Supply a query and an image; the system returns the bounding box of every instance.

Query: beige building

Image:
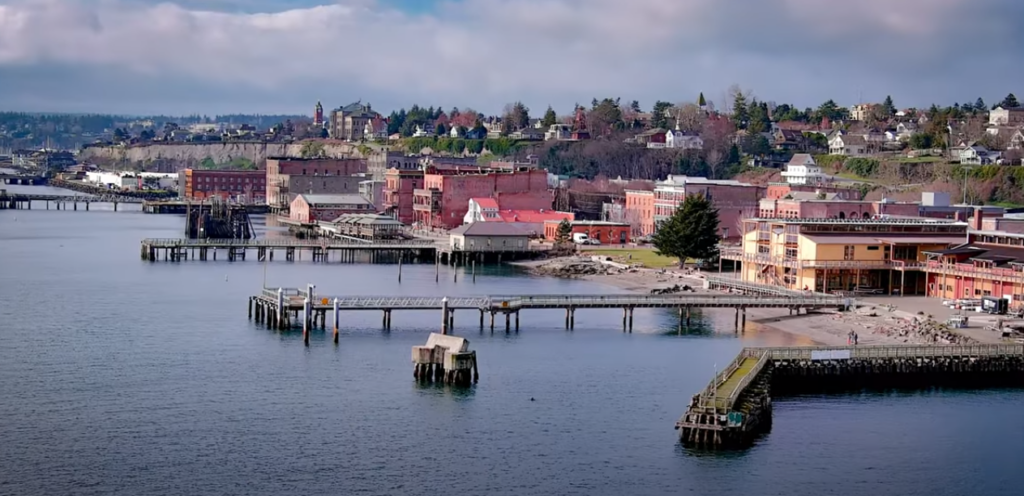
[722,218,967,295]
[329,101,377,141]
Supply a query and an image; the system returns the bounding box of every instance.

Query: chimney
[954,210,965,222]
[971,207,984,231]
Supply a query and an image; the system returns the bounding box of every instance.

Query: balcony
[921,261,1024,283]
[412,188,441,213]
[719,246,925,271]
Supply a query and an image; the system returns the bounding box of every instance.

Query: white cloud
[0,0,1020,114]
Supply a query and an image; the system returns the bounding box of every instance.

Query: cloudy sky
[0,0,1021,116]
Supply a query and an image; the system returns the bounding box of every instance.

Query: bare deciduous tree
[672,103,705,133]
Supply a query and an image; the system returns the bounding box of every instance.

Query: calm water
[1,201,1023,496]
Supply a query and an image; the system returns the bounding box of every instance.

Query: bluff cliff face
[80,142,361,168]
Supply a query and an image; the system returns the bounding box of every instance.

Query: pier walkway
[677,343,1024,448]
[141,238,440,262]
[248,286,851,337]
[1,192,142,210]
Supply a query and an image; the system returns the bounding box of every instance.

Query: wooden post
[277,288,285,329]
[398,256,402,283]
[490,311,495,331]
[479,310,484,330]
[435,253,440,282]
[628,307,634,333]
[569,308,575,330]
[333,298,340,343]
[505,313,510,333]
[441,297,449,334]
[472,259,476,283]
[303,297,310,346]
[248,297,253,319]
[622,308,628,331]
[448,310,454,331]
[515,311,519,331]
[734,308,740,329]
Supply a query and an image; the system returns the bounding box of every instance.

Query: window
[843,245,855,260]
[867,246,879,251]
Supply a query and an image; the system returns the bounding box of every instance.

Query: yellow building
[721,218,968,295]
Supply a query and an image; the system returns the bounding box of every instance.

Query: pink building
[413,165,551,229]
[382,169,424,224]
[289,194,374,223]
[758,194,921,219]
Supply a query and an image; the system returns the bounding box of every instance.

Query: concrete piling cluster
[412,333,479,386]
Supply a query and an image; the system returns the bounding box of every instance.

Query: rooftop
[747,217,963,226]
[297,194,373,205]
[658,175,755,188]
[450,223,530,237]
[470,197,500,210]
[497,210,573,223]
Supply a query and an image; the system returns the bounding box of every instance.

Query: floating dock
[676,344,1024,449]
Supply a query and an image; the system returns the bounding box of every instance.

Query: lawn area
[584,248,680,268]
[898,156,945,164]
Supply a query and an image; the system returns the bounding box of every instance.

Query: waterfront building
[922,210,1024,307]
[367,151,421,181]
[289,194,375,223]
[413,165,550,230]
[382,169,425,224]
[359,180,385,210]
[722,217,968,295]
[181,169,266,202]
[449,223,531,252]
[322,213,405,240]
[265,157,367,209]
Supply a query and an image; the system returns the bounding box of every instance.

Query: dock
[1,192,142,210]
[676,343,1024,448]
[141,238,440,262]
[247,286,851,343]
[142,200,269,215]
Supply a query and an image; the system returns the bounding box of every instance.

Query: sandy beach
[512,256,1007,346]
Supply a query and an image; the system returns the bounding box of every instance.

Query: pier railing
[142,238,438,248]
[746,343,1024,359]
[726,351,770,408]
[484,294,848,309]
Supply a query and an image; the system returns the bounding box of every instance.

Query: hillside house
[960,144,1001,165]
[829,134,869,156]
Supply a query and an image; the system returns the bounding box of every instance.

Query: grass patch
[898,156,943,164]
[585,248,680,268]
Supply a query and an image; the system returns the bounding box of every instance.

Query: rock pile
[530,258,615,278]
[872,317,977,345]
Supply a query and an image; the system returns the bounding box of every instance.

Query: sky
[0,0,1022,116]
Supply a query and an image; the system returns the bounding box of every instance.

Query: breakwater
[676,344,1024,449]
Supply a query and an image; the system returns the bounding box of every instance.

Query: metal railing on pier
[142,238,438,249]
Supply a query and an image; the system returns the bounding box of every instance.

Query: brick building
[368,151,422,181]
[544,220,631,244]
[652,176,763,241]
[412,165,551,229]
[266,157,368,209]
[382,169,425,224]
[764,182,861,200]
[181,169,266,201]
[758,195,920,219]
[289,194,375,223]
[624,189,655,236]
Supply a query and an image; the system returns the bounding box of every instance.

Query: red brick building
[765,182,861,200]
[652,176,763,241]
[182,169,266,201]
[382,169,424,224]
[412,165,551,229]
[544,220,631,244]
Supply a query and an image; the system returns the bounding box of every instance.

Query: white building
[960,144,1001,165]
[665,129,703,150]
[463,197,501,224]
[545,124,571,141]
[780,154,827,185]
[85,171,178,191]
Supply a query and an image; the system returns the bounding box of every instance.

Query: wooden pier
[142,200,269,215]
[676,343,1024,449]
[141,238,440,262]
[0,192,141,211]
[247,287,851,344]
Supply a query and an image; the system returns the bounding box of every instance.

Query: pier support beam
[628,307,634,333]
[303,297,310,346]
[479,310,485,330]
[333,298,340,343]
[515,311,519,331]
[490,311,495,331]
[569,308,575,330]
[277,288,285,329]
[505,312,510,333]
[248,297,253,320]
[448,310,454,331]
[622,308,628,332]
[441,297,450,335]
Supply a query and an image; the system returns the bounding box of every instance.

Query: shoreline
[510,256,989,346]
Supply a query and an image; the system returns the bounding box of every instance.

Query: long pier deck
[248,286,851,339]
[141,238,440,262]
[677,343,1024,448]
[1,192,142,210]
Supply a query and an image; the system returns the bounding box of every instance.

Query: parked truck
[572,233,590,244]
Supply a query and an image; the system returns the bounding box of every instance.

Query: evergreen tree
[998,93,1019,109]
[974,98,986,112]
[435,123,447,136]
[731,91,749,129]
[508,101,530,130]
[698,92,707,107]
[555,219,573,244]
[629,100,641,113]
[882,95,896,116]
[652,194,720,266]
[542,106,557,127]
[651,101,673,129]
[747,100,770,134]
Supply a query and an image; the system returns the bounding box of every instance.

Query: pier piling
[441,297,450,335]
[302,297,310,346]
[333,298,340,343]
